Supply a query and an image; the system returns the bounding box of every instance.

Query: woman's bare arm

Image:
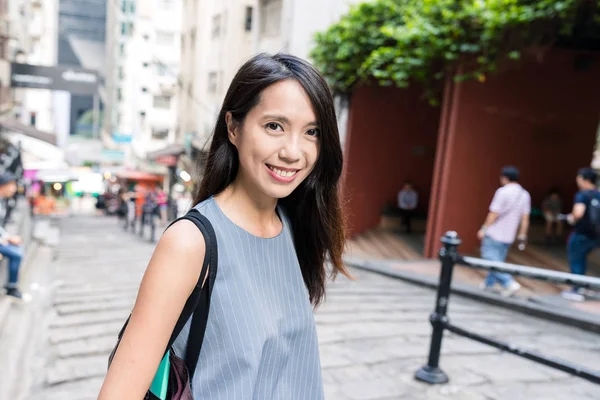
[98,220,206,399]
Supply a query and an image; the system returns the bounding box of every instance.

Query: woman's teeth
[268,166,297,177]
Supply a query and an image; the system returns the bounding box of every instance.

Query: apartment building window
[245,6,253,32]
[152,129,169,140]
[121,0,127,13]
[141,87,148,93]
[121,22,127,35]
[30,112,37,127]
[260,0,282,37]
[212,14,221,38]
[157,63,170,76]
[120,43,125,55]
[118,66,124,80]
[160,0,175,10]
[117,88,122,101]
[130,0,135,13]
[156,31,175,46]
[128,22,134,35]
[208,72,218,94]
[153,95,171,109]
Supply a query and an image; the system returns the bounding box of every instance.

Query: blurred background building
[103,0,135,154]
[1,0,599,237]
[175,0,361,179]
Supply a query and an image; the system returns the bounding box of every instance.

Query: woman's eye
[307,128,320,137]
[266,122,283,131]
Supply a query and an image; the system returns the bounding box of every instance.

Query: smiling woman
[100,53,349,400]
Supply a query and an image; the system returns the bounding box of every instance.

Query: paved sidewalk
[320,269,600,400]
[18,215,600,399]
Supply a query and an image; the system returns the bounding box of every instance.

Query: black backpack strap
[109,209,218,375]
[165,209,218,378]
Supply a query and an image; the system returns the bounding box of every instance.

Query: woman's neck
[214,178,281,238]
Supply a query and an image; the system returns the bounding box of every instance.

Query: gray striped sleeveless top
[172,197,324,399]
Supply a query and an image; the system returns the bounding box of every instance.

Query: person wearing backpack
[99,53,349,399]
[563,167,600,302]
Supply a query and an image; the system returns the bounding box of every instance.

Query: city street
[19,215,600,399]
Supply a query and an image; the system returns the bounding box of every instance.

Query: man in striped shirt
[477,166,531,297]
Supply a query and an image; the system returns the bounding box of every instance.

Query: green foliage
[311,0,593,103]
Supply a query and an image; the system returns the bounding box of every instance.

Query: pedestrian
[0,173,25,300]
[542,188,563,244]
[33,185,56,216]
[95,193,106,216]
[562,167,600,302]
[478,166,531,297]
[397,181,418,233]
[156,187,168,225]
[99,53,349,399]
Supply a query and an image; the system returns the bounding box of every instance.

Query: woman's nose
[279,137,302,162]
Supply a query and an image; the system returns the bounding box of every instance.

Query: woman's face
[228,79,320,200]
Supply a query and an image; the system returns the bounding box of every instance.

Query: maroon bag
[109,209,218,399]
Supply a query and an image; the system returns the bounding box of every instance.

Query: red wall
[343,85,441,236]
[426,49,600,256]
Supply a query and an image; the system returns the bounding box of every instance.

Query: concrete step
[0,244,56,400]
[0,295,11,332]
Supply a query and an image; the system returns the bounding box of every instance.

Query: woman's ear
[225,112,238,146]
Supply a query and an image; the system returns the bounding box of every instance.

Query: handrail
[415,231,600,386]
[460,255,600,289]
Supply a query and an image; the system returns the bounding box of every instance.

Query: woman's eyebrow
[262,114,318,128]
[262,114,290,125]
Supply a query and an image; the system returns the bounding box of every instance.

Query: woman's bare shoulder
[157,219,207,261]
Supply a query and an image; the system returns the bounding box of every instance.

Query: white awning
[3,132,67,170]
[35,169,79,182]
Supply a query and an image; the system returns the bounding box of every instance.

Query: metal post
[415,231,462,384]
[92,93,100,139]
[150,207,156,243]
[139,211,146,237]
[167,165,177,220]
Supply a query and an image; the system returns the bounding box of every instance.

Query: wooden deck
[347,228,424,261]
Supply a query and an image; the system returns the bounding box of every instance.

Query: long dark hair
[193,53,349,306]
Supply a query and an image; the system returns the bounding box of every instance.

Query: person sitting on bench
[397,181,418,233]
[0,173,24,300]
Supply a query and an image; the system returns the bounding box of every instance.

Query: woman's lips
[266,164,299,183]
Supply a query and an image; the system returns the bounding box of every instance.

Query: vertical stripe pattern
[172,197,325,399]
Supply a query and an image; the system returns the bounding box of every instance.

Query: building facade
[0,0,13,114]
[176,0,362,163]
[3,0,59,136]
[103,0,136,152]
[120,0,181,171]
[57,0,106,138]
[177,0,256,154]
[254,0,363,60]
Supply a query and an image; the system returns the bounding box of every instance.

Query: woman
[99,53,349,399]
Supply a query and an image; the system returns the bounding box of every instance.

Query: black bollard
[139,211,145,237]
[415,231,461,384]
